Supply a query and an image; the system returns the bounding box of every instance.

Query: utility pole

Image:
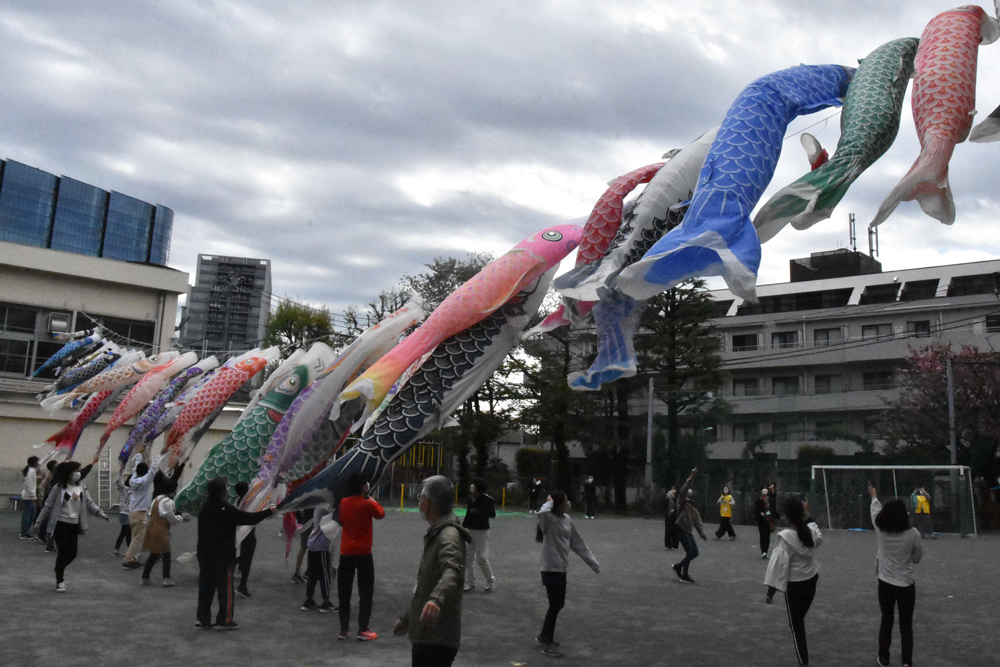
[645,376,654,489]
[946,357,962,534]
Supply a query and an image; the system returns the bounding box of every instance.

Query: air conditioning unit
[48,312,72,335]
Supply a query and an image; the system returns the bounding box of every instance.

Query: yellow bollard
[502,487,506,510]
[400,484,404,511]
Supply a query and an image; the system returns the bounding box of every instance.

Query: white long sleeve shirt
[871,498,923,587]
[22,467,37,501]
[537,500,600,574]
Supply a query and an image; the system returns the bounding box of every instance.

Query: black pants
[143,552,171,580]
[306,550,331,602]
[585,498,596,517]
[338,554,375,632]
[238,531,256,588]
[53,521,79,583]
[758,522,771,554]
[878,579,916,666]
[784,574,818,666]
[412,644,459,667]
[115,522,132,550]
[530,494,539,512]
[539,571,567,643]
[665,517,679,549]
[715,516,736,538]
[197,563,235,626]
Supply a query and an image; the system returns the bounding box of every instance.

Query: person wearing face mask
[462,477,496,593]
[715,485,737,540]
[30,461,109,592]
[534,490,600,656]
[670,468,708,584]
[394,475,472,667]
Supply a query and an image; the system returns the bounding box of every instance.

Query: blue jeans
[675,528,699,575]
[20,499,37,537]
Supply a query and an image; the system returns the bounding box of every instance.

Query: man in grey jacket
[394,475,472,667]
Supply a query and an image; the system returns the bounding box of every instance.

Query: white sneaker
[761,552,768,559]
[162,578,175,587]
[56,582,66,593]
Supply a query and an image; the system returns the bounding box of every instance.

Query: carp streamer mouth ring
[541,230,563,241]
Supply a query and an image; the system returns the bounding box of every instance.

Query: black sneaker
[301,599,318,611]
[214,623,239,631]
[536,636,561,648]
[195,621,211,629]
[318,600,337,613]
[876,657,889,666]
[680,574,695,584]
[291,573,305,584]
[236,586,251,598]
[671,563,683,580]
[542,645,564,658]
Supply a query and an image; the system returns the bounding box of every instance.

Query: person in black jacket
[196,477,275,630]
[462,477,496,592]
[528,478,541,514]
[754,488,773,559]
[234,482,257,598]
[583,476,597,519]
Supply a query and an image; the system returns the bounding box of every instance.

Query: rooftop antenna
[849,213,857,252]
[868,223,879,258]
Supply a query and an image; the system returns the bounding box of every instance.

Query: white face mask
[71,471,81,483]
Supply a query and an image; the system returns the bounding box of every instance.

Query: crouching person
[394,475,472,667]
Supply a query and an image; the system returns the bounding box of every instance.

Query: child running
[870,483,923,667]
[764,495,822,666]
[535,491,600,657]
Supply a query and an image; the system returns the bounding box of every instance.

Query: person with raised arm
[670,468,708,583]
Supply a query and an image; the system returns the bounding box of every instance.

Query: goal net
[811,465,977,535]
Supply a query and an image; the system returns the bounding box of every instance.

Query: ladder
[97,446,112,510]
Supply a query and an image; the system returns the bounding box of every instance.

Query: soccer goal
[811,465,977,535]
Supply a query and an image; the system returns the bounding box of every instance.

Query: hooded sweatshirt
[537,500,601,573]
[764,522,822,592]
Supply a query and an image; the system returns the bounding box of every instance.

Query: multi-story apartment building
[0,159,173,265]
[705,250,1000,462]
[180,254,272,354]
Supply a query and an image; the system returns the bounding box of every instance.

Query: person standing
[767,482,780,525]
[670,468,708,584]
[912,488,934,539]
[112,473,133,556]
[30,461,110,592]
[36,460,58,550]
[754,488,773,559]
[291,507,314,583]
[393,475,471,667]
[338,473,386,641]
[529,478,541,514]
[234,482,258,598]
[535,490,600,656]
[123,454,159,569]
[764,496,822,666]
[714,485,736,540]
[196,477,275,630]
[19,456,39,539]
[664,485,679,550]
[141,477,185,587]
[582,476,597,519]
[462,477,496,593]
[301,502,337,614]
[870,484,923,667]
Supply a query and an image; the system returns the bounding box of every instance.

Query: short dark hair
[347,472,368,496]
[206,477,227,502]
[160,478,178,496]
[135,462,149,477]
[472,477,488,494]
[234,481,249,499]
[875,499,911,534]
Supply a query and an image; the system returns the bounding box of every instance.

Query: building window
[864,415,884,438]
[813,327,843,346]
[773,423,802,442]
[732,333,758,352]
[772,376,801,395]
[863,371,894,390]
[0,304,38,334]
[711,300,734,318]
[92,315,156,347]
[0,338,31,375]
[899,279,939,302]
[772,331,800,349]
[733,423,759,441]
[946,273,997,297]
[814,374,842,394]
[861,323,893,340]
[733,378,759,397]
[906,320,932,338]
[986,314,1000,333]
[859,283,900,305]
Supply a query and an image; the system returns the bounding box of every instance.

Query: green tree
[263,300,339,355]
[636,279,727,486]
[403,253,493,311]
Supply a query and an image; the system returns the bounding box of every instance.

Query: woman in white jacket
[535,491,600,657]
[764,495,822,666]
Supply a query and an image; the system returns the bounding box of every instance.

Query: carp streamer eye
[541,231,563,242]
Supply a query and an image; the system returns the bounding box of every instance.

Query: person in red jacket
[337,472,385,641]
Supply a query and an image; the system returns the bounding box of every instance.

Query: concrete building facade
[180,254,272,354]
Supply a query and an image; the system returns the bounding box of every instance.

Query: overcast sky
[2,1,999,328]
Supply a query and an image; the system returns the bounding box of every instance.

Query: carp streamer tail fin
[872,137,955,227]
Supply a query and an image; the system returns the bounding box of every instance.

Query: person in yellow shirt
[714,485,736,540]
[911,487,934,539]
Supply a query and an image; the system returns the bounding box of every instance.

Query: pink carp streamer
[872,5,999,227]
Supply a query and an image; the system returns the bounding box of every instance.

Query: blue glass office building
[0,159,173,265]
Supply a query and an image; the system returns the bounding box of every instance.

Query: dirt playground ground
[1,507,996,667]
